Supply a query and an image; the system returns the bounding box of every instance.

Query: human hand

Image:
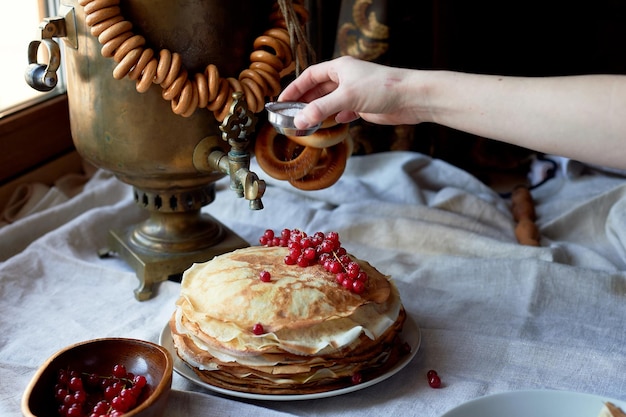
[278,56,422,128]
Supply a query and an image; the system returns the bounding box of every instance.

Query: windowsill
[0,94,74,185]
[0,93,79,214]
[0,150,85,214]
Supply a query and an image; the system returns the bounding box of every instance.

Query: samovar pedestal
[103,220,247,301]
[100,182,248,300]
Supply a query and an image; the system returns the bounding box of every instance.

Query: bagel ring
[288,139,350,190]
[254,123,322,181]
[90,15,124,37]
[286,122,349,149]
[321,114,340,128]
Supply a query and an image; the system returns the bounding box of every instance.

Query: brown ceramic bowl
[21,338,173,417]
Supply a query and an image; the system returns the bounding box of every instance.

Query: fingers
[287,80,339,104]
[289,96,332,129]
[279,60,336,101]
[279,56,365,128]
[335,110,360,124]
[281,78,342,129]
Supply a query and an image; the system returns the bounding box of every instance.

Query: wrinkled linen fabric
[1,151,625,417]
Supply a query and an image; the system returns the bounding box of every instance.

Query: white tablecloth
[2,151,625,416]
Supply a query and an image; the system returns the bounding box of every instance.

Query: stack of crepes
[169,245,407,394]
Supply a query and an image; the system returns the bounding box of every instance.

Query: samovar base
[101,215,248,300]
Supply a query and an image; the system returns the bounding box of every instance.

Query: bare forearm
[419,71,626,169]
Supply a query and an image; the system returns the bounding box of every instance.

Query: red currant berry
[57,369,70,386]
[120,388,138,407]
[320,240,334,253]
[347,268,360,280]
[290,232,302,244]
[252,323,264,335]
[351,372,363,384]
[66,404,83,417]
[300,237,313,248]
[111,395,130,412]
[284,255,297,265]
[73,389,87,404]
[318,253,331,263]
[288,246,301,258]
[104,385,117,401]
[426,369,438,379]
[259,270,271,282]
[328,260,342,274]
[133,374,147,389]
[55,387,69,402]
[92,400,110,415]
[303,247,316,260]
[68,376,83,392]
[339,254,351,265]
[341,277,353,289]
[296,256,309,267]
[352,280,366,294]
[112,380,125,391]
[63,394,74,406]
[112,364,127,378]
[428,374,442,388]
[326,231,339,243]
[346,261,359,271]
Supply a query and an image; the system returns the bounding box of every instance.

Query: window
[0,0,66,118]
[0,1,73,187]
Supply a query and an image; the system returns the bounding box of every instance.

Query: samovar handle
[24,6,77,92]
[25,39,61,92]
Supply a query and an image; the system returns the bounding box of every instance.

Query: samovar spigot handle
[218,92,266,210]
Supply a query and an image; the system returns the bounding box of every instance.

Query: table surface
[2,151,625,417]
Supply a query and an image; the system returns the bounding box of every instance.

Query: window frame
[0,94,73,185]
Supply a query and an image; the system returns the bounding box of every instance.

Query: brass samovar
[25,0,286,300]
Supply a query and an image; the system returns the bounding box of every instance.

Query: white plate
[159,315,420,401]
[441,389,626,417]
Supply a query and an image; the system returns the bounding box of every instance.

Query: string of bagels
[79,0,351,190]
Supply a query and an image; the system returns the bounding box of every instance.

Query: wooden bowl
[21,338,173,417]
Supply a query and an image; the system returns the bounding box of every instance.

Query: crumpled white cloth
[1,151,625,417]
[0,161,97,227]
[166,390,298,417]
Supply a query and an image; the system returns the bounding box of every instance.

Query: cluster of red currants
[259,228,369,294]
[54,364,148,417]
